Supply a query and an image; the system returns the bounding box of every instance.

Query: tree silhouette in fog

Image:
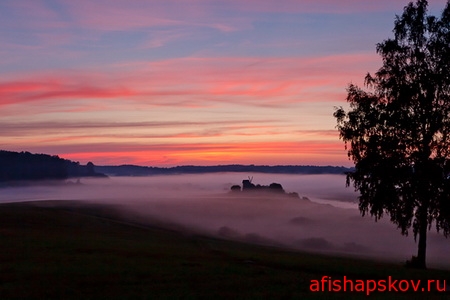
[334,0,450,269]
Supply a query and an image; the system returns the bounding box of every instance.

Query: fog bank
[1,173,449,269]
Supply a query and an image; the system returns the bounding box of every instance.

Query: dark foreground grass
[0,201,448,299]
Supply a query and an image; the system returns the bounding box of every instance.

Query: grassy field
[0,200,448,299]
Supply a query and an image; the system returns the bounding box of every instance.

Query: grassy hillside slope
[0,201,448,299]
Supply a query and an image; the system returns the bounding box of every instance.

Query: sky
[1,0,448,167]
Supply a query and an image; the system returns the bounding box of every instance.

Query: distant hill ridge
[0,150,352,182]
[95,164,353,176]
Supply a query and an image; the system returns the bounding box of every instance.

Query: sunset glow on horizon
[1,0,447,167]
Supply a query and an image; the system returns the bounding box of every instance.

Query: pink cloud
[0,80,135,106]
[128,53,380,106]
[0,53,372,168]
[1,0,417,168]
[0,53,379,110]
[0,119,286,140]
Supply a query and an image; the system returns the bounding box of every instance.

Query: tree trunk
[416,211,428,269]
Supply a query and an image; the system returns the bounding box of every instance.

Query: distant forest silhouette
[0,149,352,183]
[95,164,352,176]
[0,150,105,182]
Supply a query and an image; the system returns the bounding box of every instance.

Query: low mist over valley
[2,173,449,269]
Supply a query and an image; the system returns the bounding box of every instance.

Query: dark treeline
[0,149,351,182]
[95,164,352,176]
[0,150,106,182]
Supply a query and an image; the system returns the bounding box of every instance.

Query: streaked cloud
[9,139,346,166]
[2,0,442,166]
[0,53,378,107]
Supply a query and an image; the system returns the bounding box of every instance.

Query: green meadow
[0,200,448,299]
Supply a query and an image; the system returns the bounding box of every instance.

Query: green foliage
[334,0,450,268]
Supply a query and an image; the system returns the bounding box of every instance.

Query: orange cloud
[4,139,347,167]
